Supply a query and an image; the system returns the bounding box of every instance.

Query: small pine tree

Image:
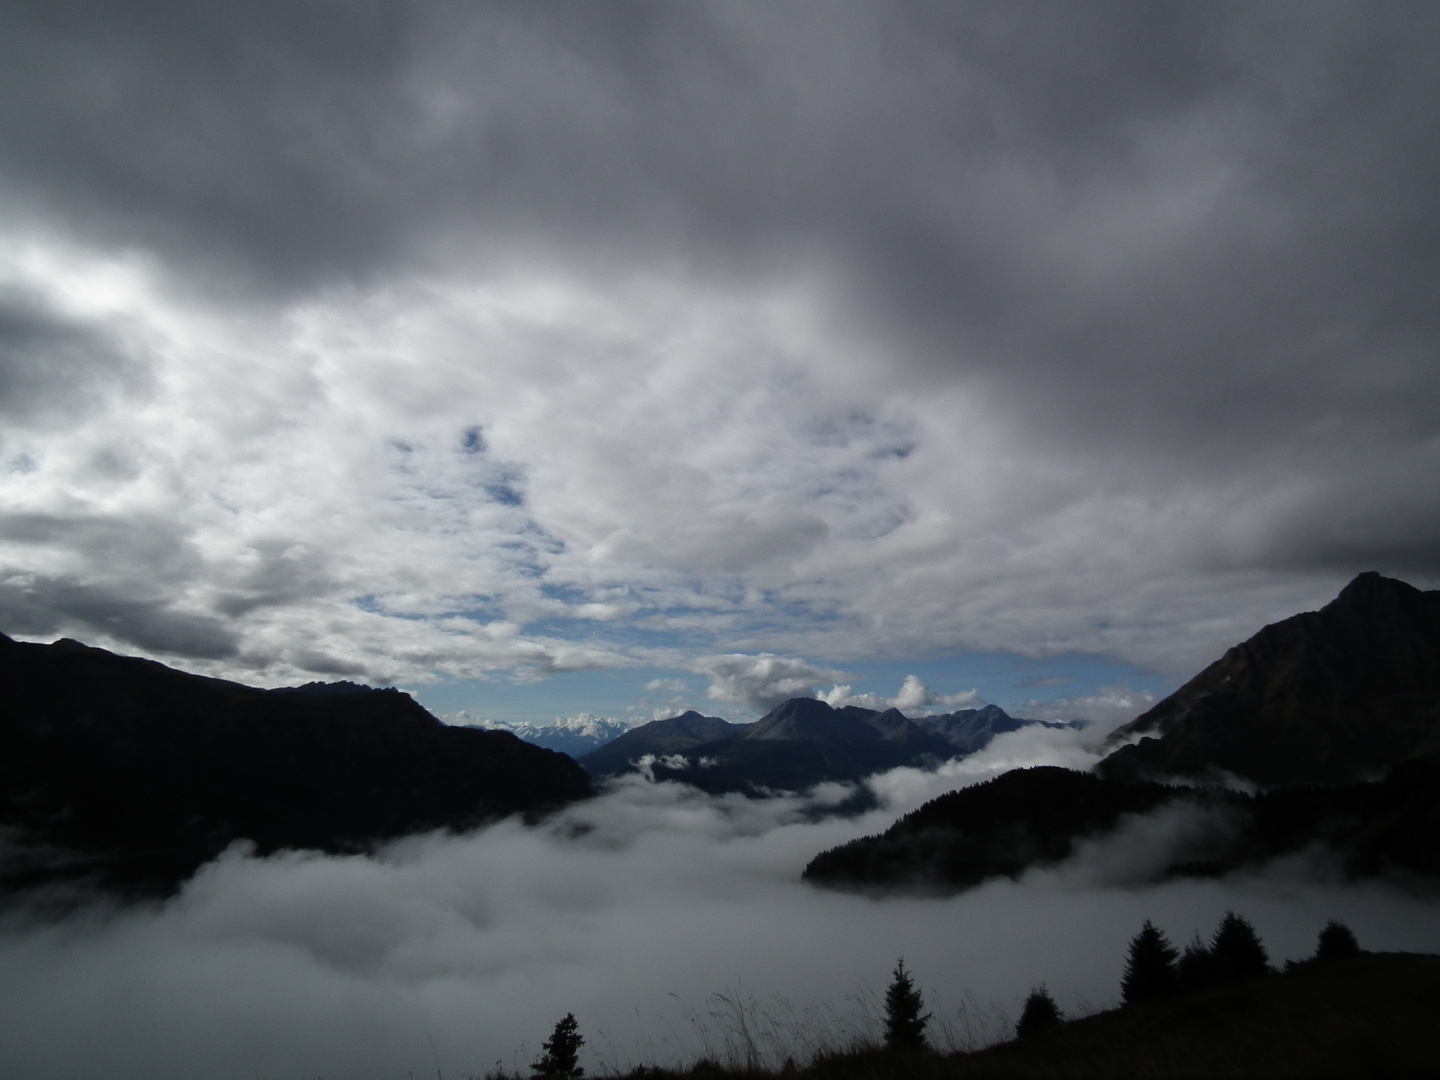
[1015,985,1063,1040]
[531,1013,584,1080]
[1176,932,1216,994]
[1121,920,1179,1004]
[883,958,930,1052]
[1210,911,1269,982]
[1315,919,1361,961]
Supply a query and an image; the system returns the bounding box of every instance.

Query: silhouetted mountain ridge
[0,633,592,898]
[1098,571,1440,786]
[270,680,394,696]
[803,762,1440,891]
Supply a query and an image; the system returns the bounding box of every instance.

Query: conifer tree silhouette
[1210,911,1269,982]
[883,958,930,1052]
[1315,920,1361,961]
[531,1013,584,1079]
[1121,920,1179,1004]
[1015,985,1063,1040]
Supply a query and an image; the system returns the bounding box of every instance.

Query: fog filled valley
[3,720,1438,1080]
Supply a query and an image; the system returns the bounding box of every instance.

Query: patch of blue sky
[451,601,509,624]
[413,667,709,728]
[537,582,600,604]
[460,425,486,454]
[349,594,441,620]
[483,479,525,506]
[495,545,550,573]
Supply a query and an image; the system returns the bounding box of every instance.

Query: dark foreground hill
[0,634,592,898]
[802,764,1440,891]
[596,952,1440,1079]
[583,698,1071,793]
[1098,571,1440,786]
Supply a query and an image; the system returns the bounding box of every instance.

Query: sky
[5,722,1440,1080]
[2,2,1439,726]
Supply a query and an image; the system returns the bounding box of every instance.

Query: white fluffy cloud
[819,674,980,714]
[1019,686,1162,729]
[696,653,843,713]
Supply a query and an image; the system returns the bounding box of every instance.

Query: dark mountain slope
[577,710,743,775]
[0,634,592,897]
[805,573,1440,893]
[1098,572,1440,786]
[805,767,1178,889]
[803,761,1440,892]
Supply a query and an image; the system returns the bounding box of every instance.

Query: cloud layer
[3,732,1437,1080]
[0,3,1438,697]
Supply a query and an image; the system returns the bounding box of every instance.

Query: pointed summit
[1098,572,1440,785]
[741,698,882,747]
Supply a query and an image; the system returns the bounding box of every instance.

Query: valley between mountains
[3,571,1439,1080]
[2,571,1439,900]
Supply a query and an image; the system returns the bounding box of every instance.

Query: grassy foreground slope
[606,953,1440,1079]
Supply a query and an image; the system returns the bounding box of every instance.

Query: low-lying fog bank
[2,725,1436,1080]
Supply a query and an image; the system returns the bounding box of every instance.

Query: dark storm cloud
[838,6,1440,448]
[0,1,417,290]
[0,510,200,581]
[0,288,141,422]
[0,573,238,658]
[4,3,1434,454]
[0,0,766,289]
[1,0,1437,673]
[0,511,239,658]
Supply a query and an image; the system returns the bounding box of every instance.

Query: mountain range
[577,699,1077,793]
[8,570,1434,902]
[0,627,1066,899]
[805,572,1440,892]
[0,634,591,898]
[475,714,636,758]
